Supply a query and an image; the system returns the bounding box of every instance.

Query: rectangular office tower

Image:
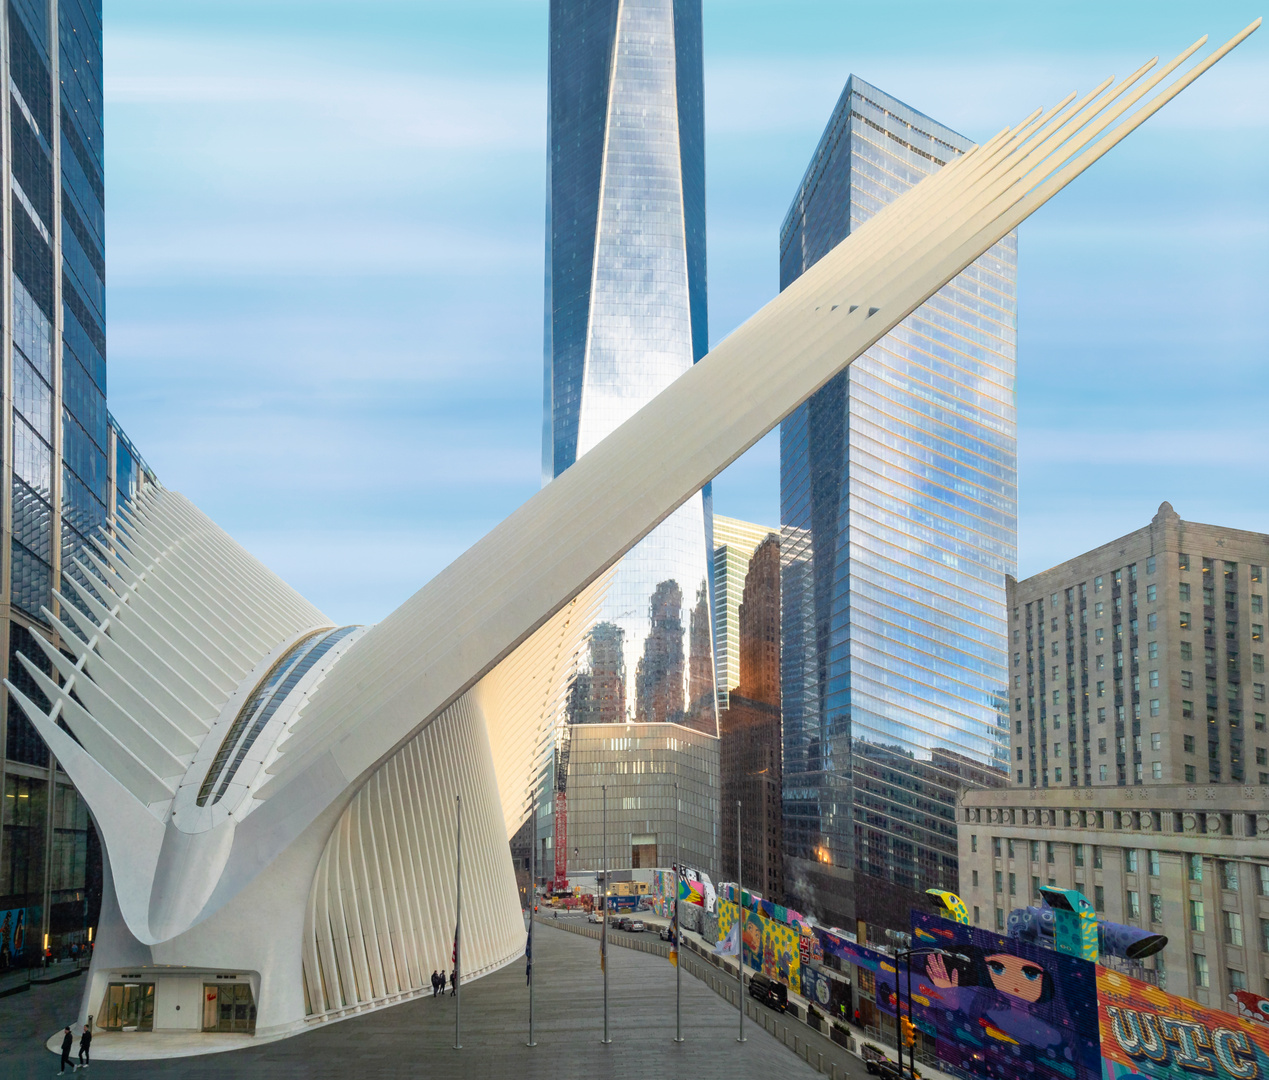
[779,77,1014,930]
[543,0,718,877]
[0,0,155,967]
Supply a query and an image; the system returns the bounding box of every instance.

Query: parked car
[861,1044,887,1074]
[588,911,603,923]
[860,1046,919,1080]
[747,972,788,1012]
[615,917,633,931]
[658,925,676,942]
[628,920,645,932]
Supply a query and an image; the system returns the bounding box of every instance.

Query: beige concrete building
[1007,502,1269,790]
[565,722,720,875]
[957,783,1269,1011]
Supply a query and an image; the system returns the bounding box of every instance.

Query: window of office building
[1224,910,1244,946]
[1223,862,1240,891]
[1193,954,1209,988]
[1191,900,1206,932]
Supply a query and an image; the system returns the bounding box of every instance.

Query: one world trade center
[542,0,719,873]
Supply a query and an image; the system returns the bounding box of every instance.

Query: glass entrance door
[203,983,256,1033]
[103,983,155,1031]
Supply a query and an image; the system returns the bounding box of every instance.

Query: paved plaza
[1,923,840,1080]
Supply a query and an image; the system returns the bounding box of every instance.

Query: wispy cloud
[106,32,544,150]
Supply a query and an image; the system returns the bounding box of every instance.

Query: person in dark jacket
[78,1021,92,1066]
[430,970,439,996]
[57,1026,78,1073]
[449,969,457,996]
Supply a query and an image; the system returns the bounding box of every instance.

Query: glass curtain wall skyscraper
[544,0,714,734]
[779,77,1013,930]
[0,0,155,966]
[543,0,717,877]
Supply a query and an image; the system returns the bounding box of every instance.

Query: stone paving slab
[3,922,826,1080]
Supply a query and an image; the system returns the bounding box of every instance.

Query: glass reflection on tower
[544,0,714,738]
[780,77,1013,929]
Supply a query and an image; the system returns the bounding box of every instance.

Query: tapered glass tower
[544,0,714,735]
[780,77,1014,929]
[542,0,718,878]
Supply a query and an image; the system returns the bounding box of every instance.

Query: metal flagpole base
[674,1038,685,1044]
[526,1042,538,1047]
[600,1039,612,1045]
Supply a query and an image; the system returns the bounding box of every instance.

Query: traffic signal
[901,1017,916,1047]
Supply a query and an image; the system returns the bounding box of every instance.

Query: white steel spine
[268,24,1260,822]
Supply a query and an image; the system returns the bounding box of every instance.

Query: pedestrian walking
[78,1021,92,1067]
[57,1026,78,1073]
[449,968,457,996]
[431,970,439,996]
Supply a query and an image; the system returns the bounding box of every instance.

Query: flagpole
[455,792,463,1051]
[674,781,683,1043]
[527,782,536,1047]
[736,799,745,1044]
[601,783,610,1044]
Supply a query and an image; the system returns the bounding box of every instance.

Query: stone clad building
[961,505,1269,1016]
[957,783,1269,1011]
[1007,502,1268,790]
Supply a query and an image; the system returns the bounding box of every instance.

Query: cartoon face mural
[981,953,1050,1004]
[894,912,1102,1080]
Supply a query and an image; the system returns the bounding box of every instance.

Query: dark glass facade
[779,77,1014,931]
[544,0,715,734]
[0,0,153,967]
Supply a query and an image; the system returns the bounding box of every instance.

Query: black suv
[747,972,788,1012]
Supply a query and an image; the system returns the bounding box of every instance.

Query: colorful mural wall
[903,911,1103,1080]
[716,898,803,991]
[0,907,25,960]
[1099,968,1269,1080]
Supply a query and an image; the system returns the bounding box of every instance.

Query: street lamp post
[674,782,682,1043]
[527,782,536,1048]
[736,799,745,1044]
[891,947,968,1076]
[601,783,610,1045]
[454,793,462,1051]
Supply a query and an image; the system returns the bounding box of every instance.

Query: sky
[104,1,1268,626]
